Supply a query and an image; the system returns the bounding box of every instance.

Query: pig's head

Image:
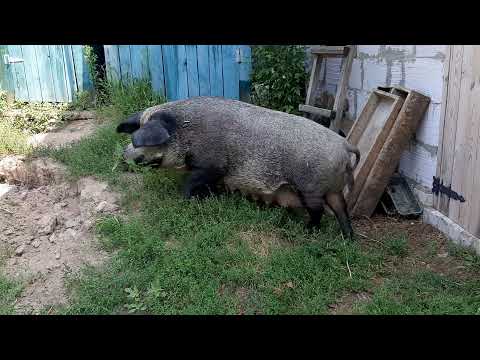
[116,110,183,168]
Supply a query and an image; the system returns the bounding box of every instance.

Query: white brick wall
[363,59,388,89]
[359,45,381,56]
[314,45,448,192]
[349,59,362,90]
[399,146,437,186]
[404,59,444,103]
[415,45,447,58]
[415,103,442,147]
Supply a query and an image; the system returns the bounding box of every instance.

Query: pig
[117,97,360,240]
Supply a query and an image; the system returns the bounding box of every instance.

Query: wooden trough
[345,86,431,217]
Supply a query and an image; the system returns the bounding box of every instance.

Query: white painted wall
[309,45,447,197]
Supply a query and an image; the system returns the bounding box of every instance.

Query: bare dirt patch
[0,169,120,314]
[353,215,472,278]
[0,117,121,314]
[27,118,98,150]
[327,214,480,314]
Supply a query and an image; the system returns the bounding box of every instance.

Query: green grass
[25,81,480,315]
[0,275,23,315]
[356,271,480,315]
[56,166,383,314]
[383,234,409,258]
[45,102,384,313]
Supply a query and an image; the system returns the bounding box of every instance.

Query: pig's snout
[122,143,143,163]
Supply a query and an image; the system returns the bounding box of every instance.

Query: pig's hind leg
[325,192,354,240]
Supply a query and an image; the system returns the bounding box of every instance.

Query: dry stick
[346,260,352,278]
[357,231,385,247]
[341,233,353,278]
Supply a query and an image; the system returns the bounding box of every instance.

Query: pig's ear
[131,120,171,148]
[117,112,143,134]
[150,111,177,135]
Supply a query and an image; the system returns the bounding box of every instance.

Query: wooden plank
[299,104,332,118]
[81,46,93,91]
[310,46,347,56]
[449,46,480,232]
[0,45,14,95]
[118,45,132,83]
[104,45,121,82]
[331,46,355,132]
[466,56,480,236]
[239,45,252,102]
[345,90,405,212]
[130,45,150,80]
[433,45,452,211]
[448,46,473,224]
[6,45,29,101]
[162,45,178,100]
[147,45,166,97]
[466,69,480,236]
[71,45,86,93]
[222,45,240,99]
[438,45,463,215]
[197,45,211,96]
[35,45,57,101]
[351,88,430,217]
[20,45,43,102]
[49,45,68,102]
[5,46,20,99]
[176,45,189,100]
[209,45,224,97]
[62,45,77,102]
[305,54,323,105]
[185,45,200,97]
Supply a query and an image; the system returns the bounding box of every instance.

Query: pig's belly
[222,176,303,208]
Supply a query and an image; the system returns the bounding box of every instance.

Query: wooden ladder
[299,45,357,132]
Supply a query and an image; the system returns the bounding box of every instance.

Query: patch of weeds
[383,233,409,258]
[67,91,96,111]
[0,90,8,110]
[0,243,14,267]
[0,119,32,156]
[357,270,480,315]
[124,286,148,313]
[96,78,166,117]
[424,239,440,259]
[0,274,23,315]
[446,242,480,269]
[0,100,69,134]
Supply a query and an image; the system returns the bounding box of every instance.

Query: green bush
[251,46,307,114]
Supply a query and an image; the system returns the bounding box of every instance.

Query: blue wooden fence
[104,45,252,101]
[0,45,92,103]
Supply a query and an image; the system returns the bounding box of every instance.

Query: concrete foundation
[423,207,480,255]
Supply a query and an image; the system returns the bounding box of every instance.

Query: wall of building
[307,45,448,206]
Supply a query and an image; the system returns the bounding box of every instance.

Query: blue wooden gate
[104,45,252,101]
[0,45,92,103]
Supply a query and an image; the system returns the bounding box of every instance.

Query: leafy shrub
[250,46,307,114]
